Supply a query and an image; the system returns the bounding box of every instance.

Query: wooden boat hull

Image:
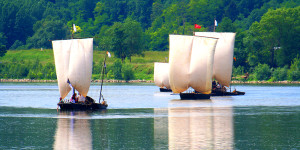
[180,93,210,100]
[58,103,108,111]
[159,88,172,92]
[210,90,245,96]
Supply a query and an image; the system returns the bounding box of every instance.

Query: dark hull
[210,90,245,96]
[180,93,210,100]
[58,102,108,111]
[159,88,172,92]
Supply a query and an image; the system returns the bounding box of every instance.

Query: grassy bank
[0,49,169,81]
[1,49,299,82]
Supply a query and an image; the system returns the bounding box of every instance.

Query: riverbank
[0,79,153,83]
[1,79,300,84]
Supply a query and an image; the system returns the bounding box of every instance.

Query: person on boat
[216,82,221,89]
[59,97,64,103]
[70,93,77,103]
[78,93,85,103]
[212,81,217,90]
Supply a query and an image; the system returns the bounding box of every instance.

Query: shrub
[112,59,122,79]
[122,63,134,81]
[233,65,245,76]
[287,57,300,81]
[253,63,271,80]
[272,66,288,81]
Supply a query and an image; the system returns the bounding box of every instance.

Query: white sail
[195,32,236,87]
[169,35,193,93]
[189,36,217,94]
[154,63,170,89]
[68,38,93,97]
[169,35,217,94]
[52,40,72,99]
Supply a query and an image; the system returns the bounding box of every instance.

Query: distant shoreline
[1,79,300,84]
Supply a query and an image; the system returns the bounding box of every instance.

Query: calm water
[0,83,299,149]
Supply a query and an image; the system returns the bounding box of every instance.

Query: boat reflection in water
[167,100,234,149]
[53,111,92,150]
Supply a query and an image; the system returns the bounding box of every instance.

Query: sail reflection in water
[54,111,92,150]
[168,101,233,149]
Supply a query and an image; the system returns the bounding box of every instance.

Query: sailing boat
[52,38,108,110]
[169,35,218,100]
[154,62,172,92]
[194,32,245,96]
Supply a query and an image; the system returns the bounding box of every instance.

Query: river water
[0,83,299,149]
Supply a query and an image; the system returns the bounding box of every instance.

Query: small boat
[169,35,218,100]
[52,38,108,110]
[154,62,172,92]
[195,32,245,96]
[159,88,172,92]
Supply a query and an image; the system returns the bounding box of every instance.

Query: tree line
[0,0,299,81]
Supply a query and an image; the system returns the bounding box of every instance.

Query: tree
[26,18,69,49]
[103,18,145,62]
[0,32,7,47]
[216,17,236,32]
[244,7,300,68]
[123,18,145,62]
[0,45,6,57]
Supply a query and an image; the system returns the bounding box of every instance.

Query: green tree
[254,63,271,80]
[122,63,134,81]
[272,66,288,81]
[216,17,236,32]
[0,45,6,57]
[104,18,145,62]
[245,7,300,68]
[287,56,300,81]
[112,59,123,79]
[26,17,69,48]
[123,18,145,62]
[0,32,7,47]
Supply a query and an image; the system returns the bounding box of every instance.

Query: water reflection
[53,111,92,150]
[168,100,233,149]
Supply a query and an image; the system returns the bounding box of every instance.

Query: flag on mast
[106,51,111,58]
[73,24,77,32]
[214,20,218,26]
[194,24,201,29]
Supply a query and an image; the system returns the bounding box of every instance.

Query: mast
[99,52,108,103]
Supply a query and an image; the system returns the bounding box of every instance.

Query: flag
[214,20,218,27]
[194,24,201,29]
[106,51,111,58]
[73,24,77,32]
[234,57,236,61]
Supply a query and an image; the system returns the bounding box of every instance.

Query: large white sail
[52,40,72,99]
[154,62,170,89]
[189,36,217,94]
[52,38,93,98]
[195,32,236,87]
[169,35,193,93]
[68,38,93,97]
[169,35,217,94]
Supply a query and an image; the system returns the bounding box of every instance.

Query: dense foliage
[0,0,299,81]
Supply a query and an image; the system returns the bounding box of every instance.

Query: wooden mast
[99,52,107,103]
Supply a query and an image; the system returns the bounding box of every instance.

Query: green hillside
[0,0,299,81]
